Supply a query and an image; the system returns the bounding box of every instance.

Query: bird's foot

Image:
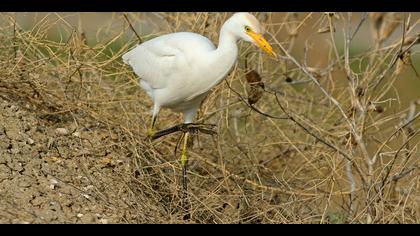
[151,123,217,140]
[179,123,217,136]
[147,127,156,139]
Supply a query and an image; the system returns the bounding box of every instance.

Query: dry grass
[0,12,419,223]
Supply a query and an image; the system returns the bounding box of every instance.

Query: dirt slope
[0,96,144,223]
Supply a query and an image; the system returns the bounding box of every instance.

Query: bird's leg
[180,131,189,193]
[147,115,157,138]
[174,131,190,218]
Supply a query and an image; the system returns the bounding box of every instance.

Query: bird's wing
[122,36,189,90]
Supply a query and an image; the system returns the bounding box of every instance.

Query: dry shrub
[0,12,418,223]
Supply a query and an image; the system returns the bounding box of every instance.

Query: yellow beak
[247,31,277,58]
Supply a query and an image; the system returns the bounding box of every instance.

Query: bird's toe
[147,128,156,138]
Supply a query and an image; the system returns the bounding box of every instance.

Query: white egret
[122,12,276,189]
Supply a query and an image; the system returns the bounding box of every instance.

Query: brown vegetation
[0,12,418,223]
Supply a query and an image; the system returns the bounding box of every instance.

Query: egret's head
[227,12,276,57]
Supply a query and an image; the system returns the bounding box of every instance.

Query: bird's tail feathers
[122,51,132,65]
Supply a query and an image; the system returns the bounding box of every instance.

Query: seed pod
[325,12,339,20]
[395,50,412,75]
[375,105,384,113]
[347,106,356,117]
[285,76,293,83]
[307,67,323,79]
[403,34,420,47]
[369,12,384,32]
[370,12,385,41]
[344,132,358,146]
[401,50,412,65]
[356,86,365,97]
[80,31,87,46]
[350,133,358,146]
[396,59,404,76]
[368,102,384,113]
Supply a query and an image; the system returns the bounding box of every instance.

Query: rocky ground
[0,96,146,223]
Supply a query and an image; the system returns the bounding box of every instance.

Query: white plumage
[122,12,275,132]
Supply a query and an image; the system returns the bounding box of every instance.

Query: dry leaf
[403,35,420,47]
[245,70,265,105]
[318,25,335,34]
[369,12,384,32]
[379,13,402,42]
[101,156,115,167]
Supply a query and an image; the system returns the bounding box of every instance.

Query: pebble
[36,126,46,133]
[77,213,84,218]
[49,179,59,189]
[83,185,94,191]
[27,137,35,145]
[9,148,21,155]
[23,123,31,132]
[47,137,55,148]
[18,180,31,188]
[55,128,69,136]
[10,105,19,112]
[99,219,109,224]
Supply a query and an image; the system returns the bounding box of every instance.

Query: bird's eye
[244,26,251,32]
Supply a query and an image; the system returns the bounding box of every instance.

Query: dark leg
[152,123,216,140]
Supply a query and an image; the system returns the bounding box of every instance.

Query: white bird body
[123,13,275,125]
[123,31,238,122]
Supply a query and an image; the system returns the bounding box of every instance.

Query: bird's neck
[208,26,239,81]
[188,25,239,101]
[217,26,239,56]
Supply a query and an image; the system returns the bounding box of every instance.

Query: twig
[12,13,17,60]
[190,149,357,197]
[350,12,368,42]
[391,166,417,181]
[274,93,366,185]
[270,32,371,166]
[269,32,357,135]
[372,111,420,164]
[371,14,408,90]
[123,13,142,43]
[224,80,288,120]
[379,130,418,190]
